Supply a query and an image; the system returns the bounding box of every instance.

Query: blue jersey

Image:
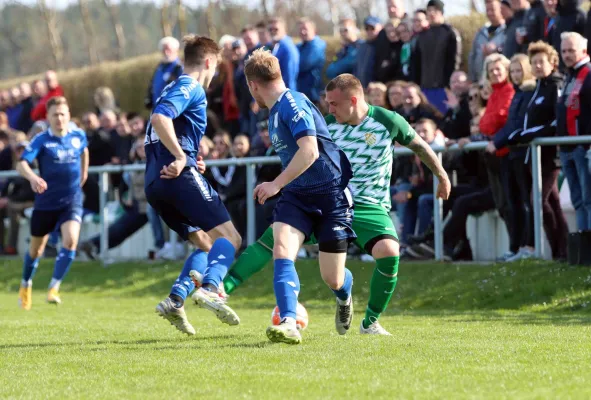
[269,90,352,194]
[21,128,87,211]
[145,74,207,185]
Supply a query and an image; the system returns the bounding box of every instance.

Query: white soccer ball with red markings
[271,302,309,330]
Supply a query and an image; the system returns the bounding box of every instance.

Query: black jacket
[1,176,35,203]
[524,1,548,46]
[551,0,586,70]
[516,73,564,169]
[503,9,527,58]
[586,9,591,54]
[439,94,471,140]
[413,23,462,89]
[374,39,403,84]
[556,57,591,151]
[400,104,443,126]
[494,80,536,159]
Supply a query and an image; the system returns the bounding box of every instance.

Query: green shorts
[257,204,397,253]
[352,204,398,253]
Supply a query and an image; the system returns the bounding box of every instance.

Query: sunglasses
[364,25,375,31]
[469,94,479,100]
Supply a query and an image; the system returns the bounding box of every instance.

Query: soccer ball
[271,302,309,330]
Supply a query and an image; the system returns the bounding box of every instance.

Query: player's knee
[227,229,242,250]
[61,237,77,250]
[273,241,291,260]
[322,275,344,290]
[29,246,44,259]
[371,239,399,259]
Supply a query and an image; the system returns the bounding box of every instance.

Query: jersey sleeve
[21,133,44,164]
[373,107,416,145]
[153,79,202,119]
[282,95,317,141]
[78,130,88,150]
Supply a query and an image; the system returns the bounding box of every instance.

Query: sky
[3,0,476,16]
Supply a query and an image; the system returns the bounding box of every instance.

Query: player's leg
[222,225,274,294]
[353,205,399,335]
[18,209,56,310]
[265,221,305,345]
[46,215,82,305]
[314,188,356,335]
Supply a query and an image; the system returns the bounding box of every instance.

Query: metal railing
[0,136,589,262]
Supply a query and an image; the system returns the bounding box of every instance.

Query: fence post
[99,171,110,266]
[433,152,444,261]
[531,144,544,259]
[246,163,256,245]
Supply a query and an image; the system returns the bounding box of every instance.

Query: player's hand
[160,155,186,179]
[196,155,206,174]
[253,181,280,204]
[436,173,451,200]
[30,176,48,194]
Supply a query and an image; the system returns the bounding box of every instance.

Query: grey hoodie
[469,23,507,82]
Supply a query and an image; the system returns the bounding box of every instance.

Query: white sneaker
[506,248,535,262]
[155,243,173,259]
[335,296,353,335]
[266,320,302,345]
[360,320,392,336]
[192,287,239,325]
[189,270,228,300]
[297,248,308,259]
[155,297,196,336]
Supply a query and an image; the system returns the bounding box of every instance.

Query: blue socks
[274,258,300,319]
[21,252,40,287]
[170,249,208,303]
[49,248,76,290]
[202,238,236,289]
[332,267,353,301]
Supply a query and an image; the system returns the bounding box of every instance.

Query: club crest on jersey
[71,137,81,149]
[365,132,377,146]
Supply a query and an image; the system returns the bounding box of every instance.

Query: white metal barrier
[0,136,589,263]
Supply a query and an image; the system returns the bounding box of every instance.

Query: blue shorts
[272,187,356,244]
[30,204,83,237]
[145,167,231,240]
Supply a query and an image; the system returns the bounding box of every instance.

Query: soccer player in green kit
[195,74,451,334]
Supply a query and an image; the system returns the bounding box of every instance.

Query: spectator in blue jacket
[235,25,263,138]
[326,18,362,80]
[268,17,300,90]
[297,18,326,103]
[356,16,383,88]
[144,36,183,110]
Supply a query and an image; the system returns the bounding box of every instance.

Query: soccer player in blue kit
[145,35,242,335]
[244,49,356,344]
[17,96,89,310]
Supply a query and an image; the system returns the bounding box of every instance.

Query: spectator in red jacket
[30,70,64,121]
[481,53,515,259]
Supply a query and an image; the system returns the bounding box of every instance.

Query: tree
[37,0,64,69]
[102,0,126,60]
[79,0,99,65]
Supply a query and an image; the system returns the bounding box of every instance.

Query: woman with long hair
[511,41,569,260]
[400,82,443,124]
[386,81,406,112]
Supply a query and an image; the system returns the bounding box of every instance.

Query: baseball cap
[364,16,381,27]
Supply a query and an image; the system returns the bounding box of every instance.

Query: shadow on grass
[1,257,591,314]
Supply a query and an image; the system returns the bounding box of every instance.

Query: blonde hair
[326,73,364,95]
[509,53,533,85]
[244,48,282,83]
[367,82,387,93]
[483,53,510,80]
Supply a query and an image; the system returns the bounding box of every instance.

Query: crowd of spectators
[1,0,590,262]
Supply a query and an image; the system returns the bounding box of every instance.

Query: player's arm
[405,135,451,200]
[17,137,47,194]
[275,136,319,188]
[150,113,186,172]
[80,147,89,187]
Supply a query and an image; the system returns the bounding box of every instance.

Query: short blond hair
[326,74,363,95]
[367,82,387,93]
[483,53,510,80]
[244,48,282,83]
[528,40,559,69]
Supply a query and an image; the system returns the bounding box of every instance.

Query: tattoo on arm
[406,135,447,179]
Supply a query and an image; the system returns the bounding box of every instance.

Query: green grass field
[1,257,591,399]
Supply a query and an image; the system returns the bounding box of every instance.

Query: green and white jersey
[326,105,416,211]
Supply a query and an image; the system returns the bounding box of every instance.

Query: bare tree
[206,0,217,40]
[326,0,340,36]
[102,0,126,60]
[79,0,99,65]
[177,0,187,38]
[161,0,172,37]
[37,0,64,69]
[260,0,269,22]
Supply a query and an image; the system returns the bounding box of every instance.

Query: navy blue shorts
[145,167,231,241]
[272,187,356,244]
[30,204,83,237]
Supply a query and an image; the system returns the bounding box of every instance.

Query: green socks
[363,256,399,329]
[222,227,274,294]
